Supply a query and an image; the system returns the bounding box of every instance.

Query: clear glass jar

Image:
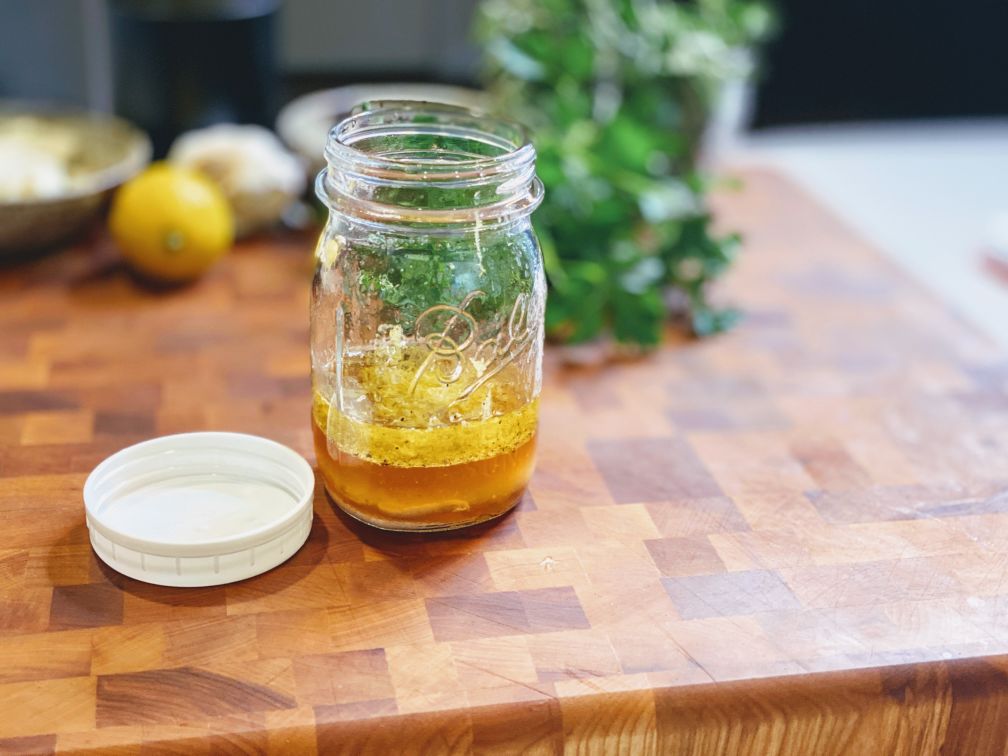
[311,102,545,532]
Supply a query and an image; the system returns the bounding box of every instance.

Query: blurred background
[2,0,1007,346]
[6,1,1008,124]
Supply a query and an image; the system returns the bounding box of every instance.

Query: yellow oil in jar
[312,339,538,530]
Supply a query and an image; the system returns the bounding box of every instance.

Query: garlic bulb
[168,124,305,237]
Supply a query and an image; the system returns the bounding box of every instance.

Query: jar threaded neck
[317,101,543,228]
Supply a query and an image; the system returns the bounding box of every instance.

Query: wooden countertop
[2,170,1008,754]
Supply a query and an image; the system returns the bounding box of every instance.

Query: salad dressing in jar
[311,103,545,531]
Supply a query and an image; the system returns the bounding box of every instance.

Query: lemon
[109,162,234,282]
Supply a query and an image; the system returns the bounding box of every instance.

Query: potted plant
[475,0,774,351]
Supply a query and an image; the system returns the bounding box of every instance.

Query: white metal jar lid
[84,432,315,587]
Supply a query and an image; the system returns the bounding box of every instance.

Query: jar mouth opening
[325,101,536,179]
[318,101,543,228]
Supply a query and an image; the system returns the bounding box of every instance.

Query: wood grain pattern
[1,170,1008,753]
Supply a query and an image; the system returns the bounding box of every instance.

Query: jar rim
[325,100,536,179]
[318,101,543,229]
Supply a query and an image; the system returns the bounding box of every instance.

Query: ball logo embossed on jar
[410,291,535,406]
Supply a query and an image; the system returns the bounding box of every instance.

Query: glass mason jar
[311,102,545,532]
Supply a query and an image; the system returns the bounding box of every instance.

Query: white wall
[278,0,479,79]
[0,0,98,106]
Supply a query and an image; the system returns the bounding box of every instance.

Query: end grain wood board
[0,170,1007,754]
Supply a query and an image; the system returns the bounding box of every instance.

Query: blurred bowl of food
[0,102,151,256]
[276,83,489,175]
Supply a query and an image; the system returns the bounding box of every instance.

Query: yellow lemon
[109,162,234,282]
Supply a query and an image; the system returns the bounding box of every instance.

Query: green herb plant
[475,0,773,346]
